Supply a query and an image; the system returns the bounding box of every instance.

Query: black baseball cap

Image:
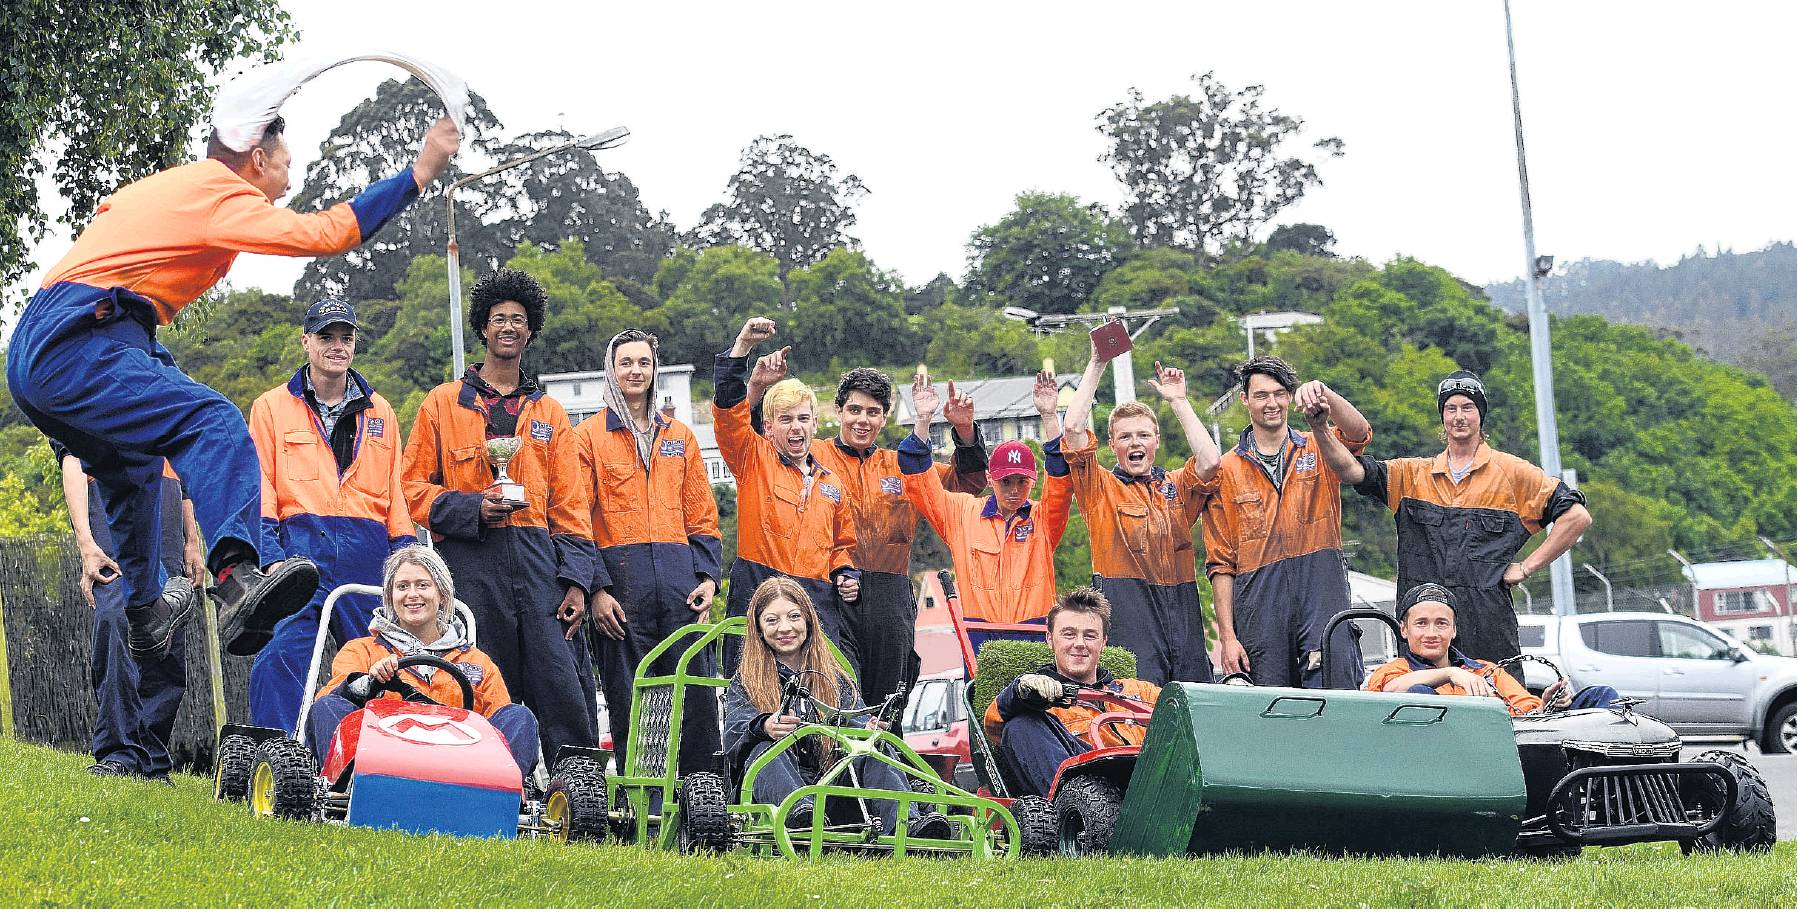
[303,298,358,334]
[1398,583,1457,621]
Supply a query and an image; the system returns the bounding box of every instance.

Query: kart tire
[1053,773,1122,856]
[248,738,317,821]
[1682,750,1776,854]
[545,761,610,843]
[214,734,256,802]
[1760,703,1794,755]
[1012,795,1058,856]
[677,771,734,854]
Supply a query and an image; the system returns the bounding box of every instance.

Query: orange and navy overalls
[1203,425,1369,688]
[6,159,420,611]
[401,370,598,757]
[246,367,416,732]
[1048,433,1216,685]
[896,433,1072,626]
[812,434,988,702]
[983,664,1161,797]
[1351,444,1586,664]
[571,406,722,772]
[712,353,859,672]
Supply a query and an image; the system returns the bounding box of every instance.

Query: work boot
[125,577,197,661]
[910,813,958,841]
[87,760,133,778]
[214,557,320,656]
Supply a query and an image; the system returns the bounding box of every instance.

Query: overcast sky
[21,0,1797,301]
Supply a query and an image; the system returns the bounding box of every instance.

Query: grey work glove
[1018,673,1065,707]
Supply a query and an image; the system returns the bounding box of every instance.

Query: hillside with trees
[1485,243,1795,399]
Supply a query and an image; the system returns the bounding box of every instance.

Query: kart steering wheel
[372,654,476,710]
[1494,653,1568,715]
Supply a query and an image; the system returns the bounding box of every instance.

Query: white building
[539,365,736,488]
[894,373,1081,454]
[1681,558,1797,656]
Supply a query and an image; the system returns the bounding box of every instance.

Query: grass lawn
[0,738,1790,908]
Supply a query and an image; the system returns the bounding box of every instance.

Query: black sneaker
[87,760,133,778]
[784,800,821,831]
[910,812,957,841]
[125,578,197,661]
[215,558,320,656]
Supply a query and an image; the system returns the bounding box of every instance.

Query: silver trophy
[485,436,528,507]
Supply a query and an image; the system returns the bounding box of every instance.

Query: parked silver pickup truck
[1515,612,1795,753]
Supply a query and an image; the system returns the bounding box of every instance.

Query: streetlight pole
[1582,563,1614,614]
[1503,0,1576,617]
[445,126,630,377]
[1002,306,1177,405]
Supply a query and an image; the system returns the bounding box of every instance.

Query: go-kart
[211,583,590,839]
[542,614,1020,858]
[933,573,1152,857]
[1319,609,1776,856]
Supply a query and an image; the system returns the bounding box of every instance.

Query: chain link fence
[0,533,251,773]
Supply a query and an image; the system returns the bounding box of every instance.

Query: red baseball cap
[988,440,1038,481]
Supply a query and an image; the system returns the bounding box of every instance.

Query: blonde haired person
[721,578,950,837]
[711,318,859,674]
[307,545,541,776]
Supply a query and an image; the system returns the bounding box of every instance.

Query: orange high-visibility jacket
[1059,434,1212,586]
[1365,653,1542,716]
[318,635,513,718]
[982,666,1162,748]
[570,408,722,591]
[897,434,1072,624]
[249,368,414,561]
[400,378,594,554]
[712,383,857,585]
[810,438,988,576]
[1202,425,1370,579]
[43,160,415,324]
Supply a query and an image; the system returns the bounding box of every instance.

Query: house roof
[894,373,1081,424]
[1683,558,1798,590]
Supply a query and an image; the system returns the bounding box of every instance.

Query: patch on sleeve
[454,662,485,684]
[659,438,687,457]
[818,482,842,504]
[365,417,384,438]
[880,475,903,496]
[530,419,553,443]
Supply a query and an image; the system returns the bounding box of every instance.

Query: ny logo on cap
[1007,449,1022,464]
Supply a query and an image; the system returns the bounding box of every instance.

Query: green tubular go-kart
[545,614,1020,859]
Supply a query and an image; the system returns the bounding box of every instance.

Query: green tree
[920,300,1041,378]
[688,135,868,277]
[786,248,913,370]
[963,192,1131,315]
[486,129,677,286]
[649,245,784,366]
[0,0,294,302]
[1265,223,1338,257]
[1096,71,1344,258]
[290,78,506,303]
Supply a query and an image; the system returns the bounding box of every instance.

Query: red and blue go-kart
[210,584,592,839]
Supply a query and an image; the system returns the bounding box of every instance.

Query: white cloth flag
[210,51,472,152]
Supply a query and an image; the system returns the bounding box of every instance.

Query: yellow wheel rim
[543,791,570,842]
[249,761,274,817]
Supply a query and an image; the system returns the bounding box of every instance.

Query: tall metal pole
[447,189,467,378]
[1504,0,1576,616]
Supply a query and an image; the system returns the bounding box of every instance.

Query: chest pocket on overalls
[602,461,640,513]
[1289,465,1326,524]
[1465,513,1518,588]
[1234,492,1270,540]
[348,425,392,496]
[282,429,320,482]
[762,483,804,543]
[1116,503,1154,555]
[448,444,487,492]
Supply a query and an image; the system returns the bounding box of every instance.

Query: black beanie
[1398,583,1457,621]
[1436,370,1488,422]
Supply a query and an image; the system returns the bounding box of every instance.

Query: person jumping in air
[6,100,458,663]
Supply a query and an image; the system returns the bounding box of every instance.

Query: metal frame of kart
[599,614,1018,858]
